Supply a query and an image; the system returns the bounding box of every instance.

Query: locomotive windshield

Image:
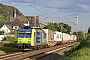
[18,32,31,38]
[25,32,31,38]
[19,32,25,38]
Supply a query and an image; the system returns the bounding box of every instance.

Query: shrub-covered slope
[59,35,90,60]
[0,4,23,21]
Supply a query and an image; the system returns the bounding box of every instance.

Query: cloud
[78,4,90,11]
[2,0,90,14]
[1,0,90,32]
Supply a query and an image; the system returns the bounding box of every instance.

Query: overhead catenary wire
[21,0,49,17]
[20,0,51,22]
[20,0,46,15]
[64,17,77,26]
[40,17,48,22]
[20,0,73,23]
[21,0,72,22]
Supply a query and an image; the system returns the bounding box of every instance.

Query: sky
[1,0,90,33]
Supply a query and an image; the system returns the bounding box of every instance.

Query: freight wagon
[17,28,77,50]
[42,29,55,46]
[70,35,77,42]
[54,31,63,44]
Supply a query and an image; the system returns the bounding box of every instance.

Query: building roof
[6,19,25,28]
[9,16,38,23]
[10,16,38,23]
[5,24,12,30]
[9,16,28,23]
[0,22,5,28]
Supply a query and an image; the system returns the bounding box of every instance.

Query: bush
[2,36,17,43]
[0,30,5,35]
[1,36,17,48]
[4,42,17,48]
[0,41,10,46]
[59,33,90,60]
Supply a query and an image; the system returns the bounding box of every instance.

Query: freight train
[17,28,77,50]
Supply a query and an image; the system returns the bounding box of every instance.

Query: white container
[62,33,67,41]
[54,31,62,41]
[42,29,55,42]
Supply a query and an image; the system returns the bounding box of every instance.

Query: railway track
[0,42,78,60]
[23,42,77,60]
[0,52,24,60]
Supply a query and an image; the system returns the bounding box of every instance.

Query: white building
[0,24,11,34]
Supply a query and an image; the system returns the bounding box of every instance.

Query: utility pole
[64,16,78,34]
[82,27,85,39]
[75,16,78,36]
[82,27,84,33]
[76,16,78,35]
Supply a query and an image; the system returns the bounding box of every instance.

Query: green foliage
[86,34,90,40]
[73,31,85,40]
[44,22,56,31]
[0,4,23,21]
[1,31,18,48]
[59,34,90,60]
[44,22,71,34]
[2,36,16,43]
[1,36,17,48]
[78,31,85,40]
[0,46,18,55]
[0,30,5,35]
[2,36,17,47]
[0,16,7,22]
[0,50,5,55]
[88,27,90,34]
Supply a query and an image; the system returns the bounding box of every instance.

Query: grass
[0,16,7,22]
[59,37,90,60]
[0,46,18,55]
[0,50,6,55]
[61,47,90,60]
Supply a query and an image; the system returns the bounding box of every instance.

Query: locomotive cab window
[19,32,25,38]
[26,32,31,38]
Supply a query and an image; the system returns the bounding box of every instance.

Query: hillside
[59,34,90,60]
[0,4,23,22]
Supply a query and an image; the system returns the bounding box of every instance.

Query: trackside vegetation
[59,34,90,60]
[0,46,18,55]
[0,31,18,55]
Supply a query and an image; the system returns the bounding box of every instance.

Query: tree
[88,27,90,34]
[73,31,85,40]
[44,22,56,31]
[44,22,71,34]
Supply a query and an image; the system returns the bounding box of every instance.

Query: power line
[40,17,48,22]
[20,0,69,23]
[20,0,55,22]
[20,0,53,17]
[64,17,77,26]
[20,0,43,13]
